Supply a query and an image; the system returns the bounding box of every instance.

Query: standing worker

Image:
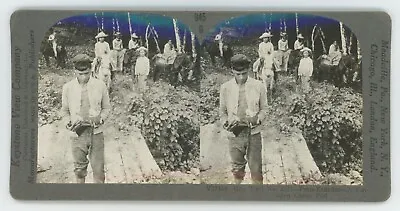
[219,54,268,185]
[298,47,314,93]
[94,31,111,60]
[61,54,111,184]
[112,32,126,72]
[277,32,290,73]
[134,47,150,93]
[257,32,275,98]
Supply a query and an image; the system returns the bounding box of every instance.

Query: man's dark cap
[72,54,93,71]
[231,54,251,71]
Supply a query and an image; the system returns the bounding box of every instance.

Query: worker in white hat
[134,46,150,93]
[258,32,275,70]
[298,47,313,93]
[294,33,305,51]
[258,32,274,61]
[257,32,275,97]
[128,33,140,50]
[94,31,111,60]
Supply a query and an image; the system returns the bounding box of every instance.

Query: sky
[55,12,359,54]
[58,12,195,41]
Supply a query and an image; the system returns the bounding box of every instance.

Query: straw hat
[131,33,139,38]
[300,47,312,53]
[259,32,273,39]
[297,33,304,39]
[114,32,122,37]
[280,32,287,37]
[214,34,222,41]
[95,31,108,39]
[137,46,148,52]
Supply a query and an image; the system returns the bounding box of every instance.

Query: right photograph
[199,13,363,185]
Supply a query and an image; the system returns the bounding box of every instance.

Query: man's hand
[246,115,259,126]
[69,116,83,132]
[224,119,238,131]
[89,116,103,126]
[223,115,240,131]
[66,121,73,131]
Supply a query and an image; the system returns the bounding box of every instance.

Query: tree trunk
[112,18,116,35]
[269,13,272,31]
[311,24,317,51]
[191,31,196,58]
[101,12,104,31]
[151,26,161,53]
[94,13,100,32]
[182,29,187,53]
[284,18,287,32]
[173,18,182,53]
[116,18,120,32]
[295,13,299,35]
[127,12,133,35]
[145,23,150,51]
[340,22,347,54]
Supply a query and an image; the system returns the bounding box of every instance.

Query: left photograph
[37,12,201,184]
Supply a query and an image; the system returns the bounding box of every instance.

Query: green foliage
[38,79,62,126]
[288,81,363,174]
[199,72,233,125]
[127,82,200,171]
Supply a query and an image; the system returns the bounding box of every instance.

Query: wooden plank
[291,133,322,179]
[262,135,273,184]
[37,124,77,183]
[37,124,55,174]
[199,124,216,170]
[103,131,127,183]
[200,124,233,184]
[199,123,319,185]
[263,138,286,184]
[280,135,303,184]
[132,132,163,178]
[37,121,166,184]
[37,124,61,182]
[262,127,286,185]
[118,134,145,183]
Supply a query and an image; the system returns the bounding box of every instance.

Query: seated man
[163,39,177,65]
[327,41,342,66]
